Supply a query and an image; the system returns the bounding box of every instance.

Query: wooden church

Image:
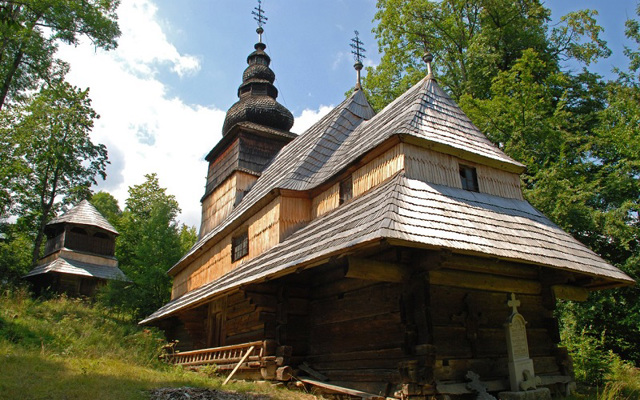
[25,200,127,297]
[141,8,634,399]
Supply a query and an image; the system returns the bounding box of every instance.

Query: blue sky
[56,0,638,228]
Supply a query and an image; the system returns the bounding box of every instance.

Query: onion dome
[222,41,294,136]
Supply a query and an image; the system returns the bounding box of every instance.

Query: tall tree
[101,174,195,319]
[365,0,610,110]
[90,191,122,227]
[0,0,120,109]
[4,78,107,264]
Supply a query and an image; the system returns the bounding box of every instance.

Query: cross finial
[507,293,521,315]
[252,0,268,42]
[350,30,366,89]
[350,30,366,64]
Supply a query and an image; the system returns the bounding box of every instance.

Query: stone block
[498,387,551,400]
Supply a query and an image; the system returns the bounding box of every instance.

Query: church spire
[350,30,366,90]
[221,0,294,136]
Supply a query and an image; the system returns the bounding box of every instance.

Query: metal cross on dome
[350,30,366,64]
[252,0,268,28]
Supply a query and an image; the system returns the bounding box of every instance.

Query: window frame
[459,164,479,192]
[231,231,249,262]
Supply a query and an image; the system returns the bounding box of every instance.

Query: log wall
[427,255,562,384]
[305,267,406,394]
[200,172,258,238]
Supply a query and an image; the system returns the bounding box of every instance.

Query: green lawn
[0,287,316,400]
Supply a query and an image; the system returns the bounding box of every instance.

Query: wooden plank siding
[404,143,523,200]
[311,182,339,218]
[174,196,312,299]
[200,171,258,238]
[352,144,405,198]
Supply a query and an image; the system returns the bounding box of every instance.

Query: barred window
[232,231,249,262]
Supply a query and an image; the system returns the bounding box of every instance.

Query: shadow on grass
[0,353,282,400]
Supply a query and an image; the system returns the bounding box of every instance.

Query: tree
[364,0,610,110]
[90,191,122,227]
[3,78,108,264]
[0,0,120,109]
[100,174,195,319]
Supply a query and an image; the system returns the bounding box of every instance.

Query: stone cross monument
[504,293,539,392]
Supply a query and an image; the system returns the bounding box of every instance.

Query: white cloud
[56,0,336,230]
[56,0,222,229]
[293,105,333,134]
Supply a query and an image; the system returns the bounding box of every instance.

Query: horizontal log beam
[552,285,589,302]
[346,256,410,283]
[429,269,541,294]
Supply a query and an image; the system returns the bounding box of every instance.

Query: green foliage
[1,78,108,264]
[0,224,32,285]
[364,0,610,110]
[98,174,196,320]
[90,191,122,227]
[0,0,120,109]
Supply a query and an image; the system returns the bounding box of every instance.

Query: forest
[0,0,638,396]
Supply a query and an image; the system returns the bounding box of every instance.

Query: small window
[70,227,88,235]
[339,176,352,205]
[231,231,249,262]
[459,165,479,192]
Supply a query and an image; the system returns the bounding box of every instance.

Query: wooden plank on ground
[223,345,255,385]
[300,378,386,400]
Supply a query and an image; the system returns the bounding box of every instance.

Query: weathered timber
[223,345,256,385]
[429,269,541,294]
[442,254,538,279]
[551,285,589,302]
[345,256,411,282]
[310,282,402,326]
[300,379,386,400]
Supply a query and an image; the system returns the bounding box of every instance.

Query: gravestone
[499,294,550,400]
[504,293,538,391]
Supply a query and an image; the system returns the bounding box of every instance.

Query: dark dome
[222,41,294,136]
[242,63,275,83]
[222,95,294,135]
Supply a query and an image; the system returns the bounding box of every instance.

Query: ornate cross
[350,30,366,63]
[252,0,268,28]
[350,31,366,88]
[507,292,521,315]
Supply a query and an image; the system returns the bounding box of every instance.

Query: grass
[0,286,317,400]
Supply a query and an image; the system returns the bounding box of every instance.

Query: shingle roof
[47,200,118,235]
[141,173,633,324]
[24,256,127,281]
[170,88,375,273]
